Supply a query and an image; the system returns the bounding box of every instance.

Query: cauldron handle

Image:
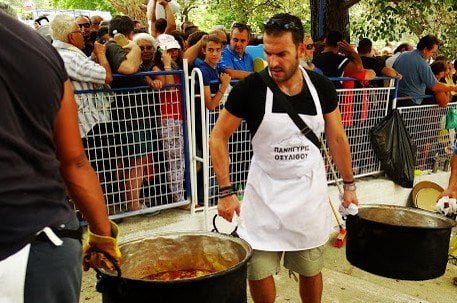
[211,214,239,237]
[91,249,122,278]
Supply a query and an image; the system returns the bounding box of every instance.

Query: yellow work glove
[82,221,122,272]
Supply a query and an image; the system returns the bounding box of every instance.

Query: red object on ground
[334,227,347,248]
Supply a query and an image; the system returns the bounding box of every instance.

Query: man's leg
[284,246,325,303]
[249,276,276,303]
[247,250,281,303]
[299,272,323,303]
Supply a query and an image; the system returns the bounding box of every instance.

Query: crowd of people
[1,1,457,302]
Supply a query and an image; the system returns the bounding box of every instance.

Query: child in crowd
[195,34,231,110]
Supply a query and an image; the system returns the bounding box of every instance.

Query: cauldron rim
[98,231,253,284]
[355,204,457,230]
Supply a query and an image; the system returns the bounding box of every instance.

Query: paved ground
[80,208,457,303]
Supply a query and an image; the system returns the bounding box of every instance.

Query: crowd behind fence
[74,68,455,220]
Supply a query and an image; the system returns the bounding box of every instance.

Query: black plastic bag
[370,109,416,188]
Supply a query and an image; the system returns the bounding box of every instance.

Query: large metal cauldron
[346,204,456,280]
[95,231,252,303]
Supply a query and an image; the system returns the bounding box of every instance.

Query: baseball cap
[156,34,181,50]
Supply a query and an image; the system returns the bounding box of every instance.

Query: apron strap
[258,69,321,149]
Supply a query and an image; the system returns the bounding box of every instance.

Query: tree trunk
[310,0,360,43]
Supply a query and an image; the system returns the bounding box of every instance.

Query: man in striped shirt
[50,14,113,139]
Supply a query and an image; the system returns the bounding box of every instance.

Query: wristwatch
[343,183,356,191]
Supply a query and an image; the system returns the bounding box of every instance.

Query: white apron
[237,66,332,251]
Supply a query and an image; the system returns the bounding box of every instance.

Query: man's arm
[338,40,363,74]
[161,0,176,34]
[430,82,457,95]
[439,154,457,199]
[183,35,205,66]
[324,107,358,207]
[209,109,243,221]
[224,68,251,80]
[149,0,157,35]
[93,41,113,84]
[54,80,111,237]
[117,41,142,75]
[381,66,401,79]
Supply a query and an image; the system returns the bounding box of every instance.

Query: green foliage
[51,0,117,14]
[351,0,457,58]
[190,0,311,34]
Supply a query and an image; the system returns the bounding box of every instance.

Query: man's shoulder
[231,71,264,92]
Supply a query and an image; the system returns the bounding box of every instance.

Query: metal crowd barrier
[190,71,397,215]
[396,102,456,171]
[74,70,191,220]
[75,65,453,220]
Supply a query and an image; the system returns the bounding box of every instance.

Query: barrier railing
[75,70,190,220]
[396,102,456,171]
[190,72,397,214]
[75,65,453,220]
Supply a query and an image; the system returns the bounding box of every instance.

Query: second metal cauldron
[346,204,456,280]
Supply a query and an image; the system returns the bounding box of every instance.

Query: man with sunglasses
[75,15,94,56]
[218,21,254,80]
[210,13,357,303]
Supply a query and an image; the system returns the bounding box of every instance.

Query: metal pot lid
[357,204,456,229]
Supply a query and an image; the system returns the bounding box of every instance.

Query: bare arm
[381,66,400,78]
[183,36,205,66]
[431,82,457,94]
[339,40,363,74]
[54,80,111,236]
[93,41,112,84]
[117,41,142,75]
[161,0,176,34]
[149,0,157,35]
[224,68,251,80]
[439,154,457,199]
[204,72,231,110]
[209,109,243,221]
[324,107,358,206]
[152,50,175,85]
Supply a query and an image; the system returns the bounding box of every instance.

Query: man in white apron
[210,13,358,303]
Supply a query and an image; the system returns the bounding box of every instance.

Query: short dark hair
[357,38,372,54]
[326,31,343,47]
[417,35,441,51]
[263,13,304,45]
[184,25,199,40]
[231,21,251,36]
[202,34,222,49]
[430,60,447,76]
[109,15,134,36]
[187,30,208,47]
[393,43,411,54]
[155,18,167,34]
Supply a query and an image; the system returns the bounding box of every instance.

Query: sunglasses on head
[305,43,315,50]
[78,22,90,29]
[263,18,300,31]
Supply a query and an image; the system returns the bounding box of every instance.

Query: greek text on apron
[237,66,332,251]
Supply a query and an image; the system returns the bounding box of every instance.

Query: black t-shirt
[225,70,338,137]
[312,52,349,78]
[105,41,145,88]
[361,56,385,75]
[0,12,72,260]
